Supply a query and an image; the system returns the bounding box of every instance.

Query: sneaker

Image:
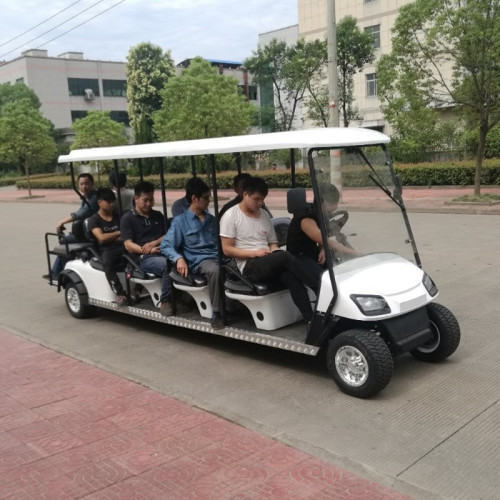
[115,294,128,307]
[210,315,225,330]
[42,273,56,281]
[160,302,174,316]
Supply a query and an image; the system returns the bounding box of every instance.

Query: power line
[34,0,127,52]
[0,0,121,60]
[0,0,86,49]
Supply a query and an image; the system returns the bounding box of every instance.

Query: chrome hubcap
[335,345,369,387]
[66,287,81,313]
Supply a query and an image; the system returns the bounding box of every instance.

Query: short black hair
[78,173,94,184]
[109,170,127,188]
[186,177,210,202]
[319,184,340,205]
[242,176,268,197]
[233,172,251,188]
[134,181,155,196]
[96,187,116,202]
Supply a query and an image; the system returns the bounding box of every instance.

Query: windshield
[310,146,418,271]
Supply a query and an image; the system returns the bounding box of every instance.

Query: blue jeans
[139,254,172,303]
[51,234,77,277]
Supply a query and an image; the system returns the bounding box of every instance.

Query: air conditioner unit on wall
[84,89,95,100]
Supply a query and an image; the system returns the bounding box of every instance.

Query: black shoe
[210,315,225,330]
[42,273,56,281]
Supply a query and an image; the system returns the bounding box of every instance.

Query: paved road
[1,199,499,499]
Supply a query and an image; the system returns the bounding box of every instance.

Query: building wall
[298,0,415,132]
[0,50,128,137]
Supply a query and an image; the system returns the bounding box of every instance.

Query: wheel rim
[66,287,81,314]
[416,320,441,353]
[335,345,369,387]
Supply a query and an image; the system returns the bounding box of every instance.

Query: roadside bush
[15,161,500,190]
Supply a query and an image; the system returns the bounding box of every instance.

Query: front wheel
[327,329,393,398]
[64,281,95,319]
[410,302,460,362]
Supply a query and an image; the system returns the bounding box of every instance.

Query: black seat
[222,263,284,296]
[170,269,207,287]
[287,187,312,215]
[271,217,291,247]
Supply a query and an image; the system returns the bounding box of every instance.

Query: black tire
[410,302,460,362]
[327,329,393,398]
[64,281,95,319]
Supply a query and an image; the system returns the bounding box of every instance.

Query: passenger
[45,173,98,280]
[220,177,318,323]
[86,188,127,306]
[160,178,224,330]
[120,181,184,316]
[218,173,273,220]
[109,170,134,213]
[287,184,359,289]
[171,177,211,217]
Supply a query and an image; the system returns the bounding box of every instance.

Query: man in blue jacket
[160,178,224,329]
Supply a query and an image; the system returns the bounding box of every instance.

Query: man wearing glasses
[160,178,224,329]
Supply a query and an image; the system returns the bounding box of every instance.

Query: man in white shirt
[220,177,318,323]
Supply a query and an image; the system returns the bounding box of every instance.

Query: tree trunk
[474,120,488,197]
[24,159,32,198]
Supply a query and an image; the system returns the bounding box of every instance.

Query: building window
[238,85,258,101]
[103,79,127,97]
[68,78,99,97]
[364,0,376,3]
[248,85,258,101]
[364,25,380,49]
[15,77,24,83]
[109,111,130,126]
[71,110,88,122]
[366,73,378,97]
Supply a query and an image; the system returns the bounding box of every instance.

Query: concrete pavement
[1,187,499,498]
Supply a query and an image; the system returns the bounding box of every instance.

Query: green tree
[0,98,56,196]
[0,82,41,111]
[306,16,374,128]
[244,39,327,131]
[377,0,500,195]
[153,57,255,142]
[126,42,175,145]
[71,111,128,184]
[71,111,128,150]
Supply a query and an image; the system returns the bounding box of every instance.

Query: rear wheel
[327,329,393,398]
[410,302,460,362]
[64,281,95,319]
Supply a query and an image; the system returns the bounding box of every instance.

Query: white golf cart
[45,128,460,398]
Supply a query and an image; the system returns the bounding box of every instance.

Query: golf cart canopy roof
[58,127,390,164]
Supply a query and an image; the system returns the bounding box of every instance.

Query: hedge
[14,161,500,190]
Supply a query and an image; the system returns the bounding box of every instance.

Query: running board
[90,298,319,356]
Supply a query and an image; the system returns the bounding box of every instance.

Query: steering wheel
[329,210,349,229]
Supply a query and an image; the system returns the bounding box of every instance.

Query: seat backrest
[271,217,291,247]
[82,218,95,242]
[72,218,89,242]
[287,187,311,215]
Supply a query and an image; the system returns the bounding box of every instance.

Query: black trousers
[100,246,125,295]
[243,250,318,321]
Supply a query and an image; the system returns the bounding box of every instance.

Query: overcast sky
[0,0,298,64]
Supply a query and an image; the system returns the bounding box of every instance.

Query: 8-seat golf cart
[45,128,460,398]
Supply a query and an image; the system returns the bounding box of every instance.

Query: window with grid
[364,25,380,49]
[68,78,99,96]
[103,79,127,97]
[366,73,378,97]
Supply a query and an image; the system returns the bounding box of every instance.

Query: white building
[0,49,128,141]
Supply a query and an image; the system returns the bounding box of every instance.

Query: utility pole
[327,0,342,190]
[327,0,340,128]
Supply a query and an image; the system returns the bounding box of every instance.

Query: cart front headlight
[350,295,391,316]
[422,273,438,297]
